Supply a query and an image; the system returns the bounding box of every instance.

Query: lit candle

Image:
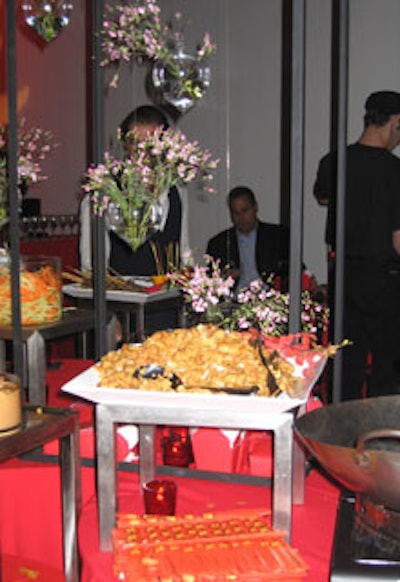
[162,428,192,467]
[143,479,177,515]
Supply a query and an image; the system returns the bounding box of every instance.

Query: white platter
[62,283,181,304]
[61,365,308,414]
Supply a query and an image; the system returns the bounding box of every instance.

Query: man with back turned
[314,90,400,400]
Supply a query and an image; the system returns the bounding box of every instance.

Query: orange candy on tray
[113,509,308,581]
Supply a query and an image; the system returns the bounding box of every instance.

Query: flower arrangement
[83,126,219,250]
[0,117,57,227]
[233,280,328,336]
[0,117,56,189]
[169,255,236,325]
[100,0,216,99]
[169,255,329,337]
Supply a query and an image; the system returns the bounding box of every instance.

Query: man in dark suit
[206,186,289,290]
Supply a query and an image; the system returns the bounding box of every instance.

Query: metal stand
[96,400,303,552]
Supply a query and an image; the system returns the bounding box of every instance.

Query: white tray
[61,365,307,414]
[62,283,180,304]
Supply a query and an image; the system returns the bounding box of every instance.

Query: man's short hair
[119,105,169,141]
[228,186,257,207]
[364,91,400,127]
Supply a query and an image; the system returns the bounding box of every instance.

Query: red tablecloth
[0,460,96,571]
[0,460,339,582]
[46,358,95,425]
[2,553,64,582]
[78,470,339,582]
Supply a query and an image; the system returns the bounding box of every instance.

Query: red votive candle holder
[143,479,177,515]
[162,427,192,467]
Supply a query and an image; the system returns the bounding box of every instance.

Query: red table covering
[2,553,64,582]
[78,469,339,582]
[0,460,339,582]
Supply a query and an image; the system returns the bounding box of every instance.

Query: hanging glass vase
[152,33,211,113]
[21,0,74,43]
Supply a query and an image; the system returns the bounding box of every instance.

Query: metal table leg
[26,330,46,405]
[106,314,118,351]
[138,424,156,489]
[272,414,294,541]
[292,439,306,505]
[96,404,117,552]
[136,305,145,341]
[176,295,185,328]
[59,417,81,582]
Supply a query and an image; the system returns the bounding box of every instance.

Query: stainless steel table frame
[0,406,81,582]
[96,402,304,552]
[0,309,117,406]
[116,292,184,341]
[63,284,183,342]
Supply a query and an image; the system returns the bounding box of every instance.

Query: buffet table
[62,366,308,552]
[62,283,183,341]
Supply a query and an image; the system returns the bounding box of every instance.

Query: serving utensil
[255,339,282,397]
[133,364,260,395]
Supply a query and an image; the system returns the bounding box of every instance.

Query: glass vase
[152,37,211,113]
[109,201,163,251]
[22,0,74,43]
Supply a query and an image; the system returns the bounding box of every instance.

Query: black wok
[295,395,400,511]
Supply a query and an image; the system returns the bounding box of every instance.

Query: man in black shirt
[314,90,400,400]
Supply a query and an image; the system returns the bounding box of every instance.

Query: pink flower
[0,118,56,189]
[82,127,218,250]
[100,1,215,93]
[169,260,329,337]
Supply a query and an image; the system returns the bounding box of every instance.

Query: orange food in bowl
[152,274,169,286]
[0,256,62,326]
